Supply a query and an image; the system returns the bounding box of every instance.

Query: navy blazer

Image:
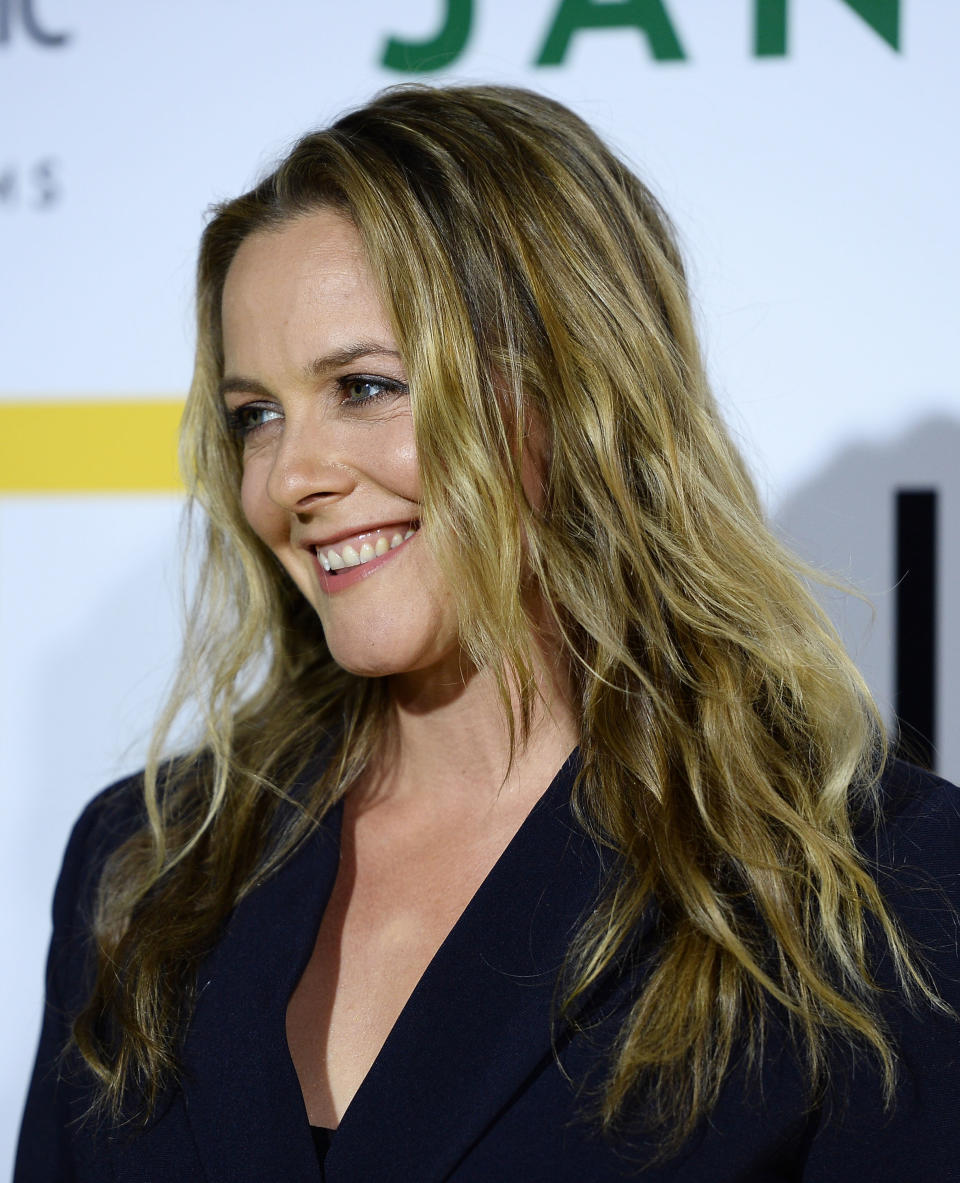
[14,754,960,1181]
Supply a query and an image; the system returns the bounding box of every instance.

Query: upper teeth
[317,526,417,573]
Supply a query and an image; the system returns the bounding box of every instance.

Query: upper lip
[298,519,419,552]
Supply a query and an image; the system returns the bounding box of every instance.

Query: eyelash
[226,374,408,439]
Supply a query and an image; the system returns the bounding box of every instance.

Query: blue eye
[340,375,408,405]
[227,402,282,438]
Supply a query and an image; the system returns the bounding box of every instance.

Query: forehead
[221,209,395,370]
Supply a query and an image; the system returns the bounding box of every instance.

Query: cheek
[377,427,421,504]
[394,434,418,476]
[239,461,282,547]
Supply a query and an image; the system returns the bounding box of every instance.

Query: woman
[15,84,960,1181]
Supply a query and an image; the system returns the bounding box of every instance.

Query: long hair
[73,83,932,1147]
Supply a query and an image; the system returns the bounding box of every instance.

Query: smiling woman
[15,85,960,1182]
[217,210,448,679]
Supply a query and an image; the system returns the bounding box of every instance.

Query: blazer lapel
[174,747,643,1182]
[325,749,629,1181]
[179,790,344,1183]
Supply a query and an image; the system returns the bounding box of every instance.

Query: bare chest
[285,805,529,1127]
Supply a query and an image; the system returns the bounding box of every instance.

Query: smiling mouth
[314,522,419,574]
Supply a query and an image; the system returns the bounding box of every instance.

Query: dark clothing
[14,753,960,1181]
[311,1127,334,1178]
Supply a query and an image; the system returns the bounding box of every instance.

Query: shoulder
[55,755,213,917]
[865,757,960,848]
[45,773,149,1000]
[799,764,960,1175]
[65,771,148,857]
[54,774,147,912]
[858,759,960,925]
[857,759,960,961]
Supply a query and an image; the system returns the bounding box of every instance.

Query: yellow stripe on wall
[0,400,185,492]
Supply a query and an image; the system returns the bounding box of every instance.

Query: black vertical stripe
[894,490,937,769]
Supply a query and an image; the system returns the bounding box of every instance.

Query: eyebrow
[218,341,403,401]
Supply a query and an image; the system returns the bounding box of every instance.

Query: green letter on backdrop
[754,0,900,56]
[536,0,686,65]
[382,0,472,72]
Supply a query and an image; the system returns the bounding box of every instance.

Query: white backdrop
[3,0,958,1169]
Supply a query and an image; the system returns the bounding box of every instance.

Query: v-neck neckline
[180,744,635,1183]
[326,747,581,1123]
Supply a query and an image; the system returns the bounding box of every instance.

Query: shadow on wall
[774,413,960,783]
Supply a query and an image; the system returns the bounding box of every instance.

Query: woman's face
[220,208,459,679]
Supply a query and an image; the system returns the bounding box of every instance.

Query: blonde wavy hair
[74,83,930,1150]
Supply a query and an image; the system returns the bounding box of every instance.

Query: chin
[322,633,436,680]
[327,651,405,679]
[325,629,467,682]
[318,599,461,682]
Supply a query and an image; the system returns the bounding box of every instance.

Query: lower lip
[312,531,417,595]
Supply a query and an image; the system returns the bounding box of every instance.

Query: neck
[365,635,578,812]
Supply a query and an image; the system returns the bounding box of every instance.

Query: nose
[265,414,355,513]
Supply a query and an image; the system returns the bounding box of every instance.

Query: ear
[520,403,550,513]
